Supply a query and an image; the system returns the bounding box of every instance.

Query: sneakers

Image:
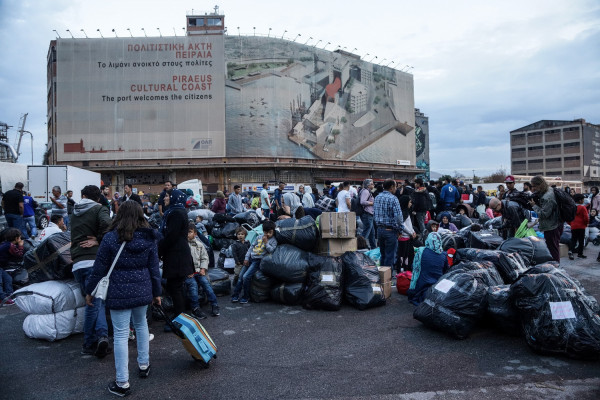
[148,333,154,342]
[95,336,110,358]
[568,251,574,260]
[231,296,239,303]
[2,298,15,305]
[138,364,150,378]
[108,381,131,397]
[192,307,207,320]
[81,344,97,356]
[239,298,249,304]
[211,304,220,317]
[578,254,588,259]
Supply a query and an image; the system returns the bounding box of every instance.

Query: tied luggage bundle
[260,244,310,284]
[486,285,521,336]
[467,230,503,250]
[233,210,261,228]
[12,280,86,341]
[413,268,489,339]
[207,268,231,296]
[211,221,240,240]
[453,261,504,287]
[341,251,385,310]
[498,236,554,266]
[275,216,319,251]
[510,264,600,360]
[250,270,277,303]
[439,233,466,251]
[270,282,305,305]
[23,232,73,284]
[454,248,528,284]
[303,254,344,311]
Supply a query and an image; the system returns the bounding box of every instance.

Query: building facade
[46,12,423,197]
[510,119,600,187]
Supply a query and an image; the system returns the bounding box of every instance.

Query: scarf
[409,232,443,290]
[159,189,187,235]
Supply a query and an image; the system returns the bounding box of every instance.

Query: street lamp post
[293,33,301,42]
[281,30,287,39]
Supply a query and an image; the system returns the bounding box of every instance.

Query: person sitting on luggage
[231,220,278,304]
[438,212,458,233]
[0,228,25,305]
[185,222,220,318]
[35,214,67,243]
[231,227,250,287]
[194,215,207,236]
[278,192,304,220]
[407,232,449,306]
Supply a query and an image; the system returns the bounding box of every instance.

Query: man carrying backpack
[529,175,562,262]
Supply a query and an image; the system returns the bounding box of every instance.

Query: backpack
[552,188,577,223]
[429,192,437,210]
[351,188,365,216]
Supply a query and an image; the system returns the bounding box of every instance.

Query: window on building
[527,131,542,137]
[563,127,580,132]
[565,170,580,175]
[527,145,543,151]
[564,142,580,148]
[188,18,205,26]
[207,18,222,26]
[545,144,561,149]
[511,147,525,153]
[564,156,580,161]
[545,129,560,134]
[512,160,526,166]
[546,157,561,162]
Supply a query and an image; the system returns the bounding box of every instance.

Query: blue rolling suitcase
[154,305,217,367]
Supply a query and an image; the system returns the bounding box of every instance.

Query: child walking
[231,220,277,304]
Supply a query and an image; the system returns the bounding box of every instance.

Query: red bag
[396,271,412,295]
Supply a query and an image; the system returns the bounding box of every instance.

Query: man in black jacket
[489,197,529,239]
[410,178,431,235]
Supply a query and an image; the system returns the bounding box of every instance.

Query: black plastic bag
[303,254,344,311]
[496,252,528,284]
[486,285,521,336]
[484,216,503,230]
[511,265,600,359]
[413,269,488,339]
[275,216,319,252]
[250,270,277,303]
[270,282,305,305]
[212,237,236,251]
[211,222,240,239]
[452,214,472,229]
[260,244,310,284]
[455,261,504,287]
[498,236,554,266]
[468,230,504,250]
[341,251,385,310]
[207,268,231,296]
[23,232,73,283]
[455,248,503,267]
[234,211,261,228]
[440,233,466,251]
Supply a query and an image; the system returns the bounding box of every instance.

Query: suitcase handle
[152,304,183,336]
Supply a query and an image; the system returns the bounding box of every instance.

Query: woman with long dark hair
[590,186,600,213]
[85,200,162,397]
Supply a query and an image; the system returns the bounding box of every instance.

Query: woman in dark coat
[158,189,195,319]
[211,191,227,214]
[85,201,161,396]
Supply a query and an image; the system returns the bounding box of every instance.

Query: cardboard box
[317,238,357,256]
[559,243,569,258]
[378,266,392,298]
[320,212,357,239]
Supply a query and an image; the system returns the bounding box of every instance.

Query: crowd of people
[1,174,598,396]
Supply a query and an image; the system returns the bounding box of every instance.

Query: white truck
[177,179,204,200]
[28,165,101,203]
[0,161,28,194]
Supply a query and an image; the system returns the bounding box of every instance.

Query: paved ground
[1,253,599,400]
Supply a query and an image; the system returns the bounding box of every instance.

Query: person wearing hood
[71,185,113,358]
[438,212,458,233]
[407,232,448,306]
[211,191,227,214]
[159,190,200,321]
[300,185,315,208]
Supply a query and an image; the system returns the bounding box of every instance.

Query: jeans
[73,267,108,348]
[24,215,37,237]
[262,208,271,219]
[0,269,13,300]
[5,213,29,239]
[185,275,218,309]
[232,257,261,300]
[360,213,376,249]
[110,306,150,384]
[414,212,426,235]
[378,227,398,268]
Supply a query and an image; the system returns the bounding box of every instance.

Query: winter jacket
[211,197,227,214]
[245,234,278,261]
[570,205,589,230]
[158,207,194,279]
[85,228,161,310]
[0,242,24,269]
[189,237,209,274]
[440,183,459,205]
[231,240,250,265]
[592,194,600,212]
[70,199,112,263]
[410,188,431,212]
[532,189,559,231]
[501,200,529,233]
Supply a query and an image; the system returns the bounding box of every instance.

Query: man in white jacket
[35,214,66,243]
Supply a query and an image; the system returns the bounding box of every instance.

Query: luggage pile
[412,235,600,359]
[12,280,85,341]
[244,213,389,311]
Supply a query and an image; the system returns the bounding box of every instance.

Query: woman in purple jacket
[85,201,162,397]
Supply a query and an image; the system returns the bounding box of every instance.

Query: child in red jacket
[569,194,588,260]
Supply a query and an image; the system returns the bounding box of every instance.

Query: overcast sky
[1,0,598,177]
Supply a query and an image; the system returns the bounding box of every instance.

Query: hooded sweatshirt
[70,198,112,265]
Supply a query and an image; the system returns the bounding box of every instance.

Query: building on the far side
[510,119,600,187]
[414,108,430,180]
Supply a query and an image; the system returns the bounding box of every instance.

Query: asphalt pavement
[1,252,600,400]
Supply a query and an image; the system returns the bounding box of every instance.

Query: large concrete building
[46,11,423,196]
[510,119,600,186]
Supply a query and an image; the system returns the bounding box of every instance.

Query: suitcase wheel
[191,355,210,368]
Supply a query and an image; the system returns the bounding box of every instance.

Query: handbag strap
[105,242,127,279]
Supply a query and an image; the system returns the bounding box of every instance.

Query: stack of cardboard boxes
[318,212,357,256]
